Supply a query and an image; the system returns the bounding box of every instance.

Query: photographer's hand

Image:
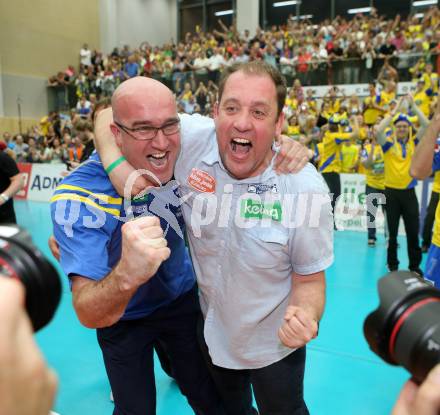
[0,277,58,415]
[392,364,440,415]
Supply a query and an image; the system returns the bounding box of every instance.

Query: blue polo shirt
[50,153,195,320]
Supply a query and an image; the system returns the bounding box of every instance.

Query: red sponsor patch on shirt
[187,168,216,193]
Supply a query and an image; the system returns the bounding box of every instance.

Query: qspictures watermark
[53,169,386,239]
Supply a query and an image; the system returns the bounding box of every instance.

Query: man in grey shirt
[174,63,333,415]
[95,62,332,415]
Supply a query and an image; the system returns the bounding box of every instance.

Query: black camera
[0,225,62,332]
[364,271,440,383]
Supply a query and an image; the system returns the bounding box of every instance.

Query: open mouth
[230,138,252,155]
[147,152,168,168]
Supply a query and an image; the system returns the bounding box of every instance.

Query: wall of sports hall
[0,0,177,135]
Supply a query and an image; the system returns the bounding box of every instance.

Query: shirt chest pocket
[241,227,290,270]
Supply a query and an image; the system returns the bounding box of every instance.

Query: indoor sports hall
[1,1,440,414]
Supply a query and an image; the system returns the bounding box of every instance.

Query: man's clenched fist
[116,216,171,291]
[278,305,318,349]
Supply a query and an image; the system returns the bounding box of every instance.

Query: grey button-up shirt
[175,114,334,369]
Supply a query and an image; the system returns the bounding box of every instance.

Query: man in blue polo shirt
[50,78,224,415]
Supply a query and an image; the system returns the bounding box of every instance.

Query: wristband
[105,156,126,175]
[0,193,9,202]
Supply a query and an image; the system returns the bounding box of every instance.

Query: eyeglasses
[114,120,180,141]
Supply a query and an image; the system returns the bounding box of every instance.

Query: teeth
[232,138,250,144]
[149,153,166,159]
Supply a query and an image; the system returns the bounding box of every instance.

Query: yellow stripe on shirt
[55,184,122,205]
[50,194,121,217]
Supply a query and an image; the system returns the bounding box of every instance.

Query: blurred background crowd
[1,6,440,174]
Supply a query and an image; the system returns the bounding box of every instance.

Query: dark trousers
[0,206,17,224]
[322,172,341,225]
[366,185,386,241]
[197,318,309,415]
[208,69,220,84]
[384,187,421,270]
[97,286,224,415]
[422,191,439,247]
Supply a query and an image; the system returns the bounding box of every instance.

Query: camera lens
[364,271,440,383]
[0,227,61,332]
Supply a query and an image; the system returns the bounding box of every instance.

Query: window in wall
[263,0,331,27]
[266,1,299,27]
[373,0,411,19]
[335,0,371,18]
[180,6,204,39]
[207,1,234,34]
[179,0,204,5]
[299,0,332,23]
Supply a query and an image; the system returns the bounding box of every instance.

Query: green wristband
[105,156,126,174]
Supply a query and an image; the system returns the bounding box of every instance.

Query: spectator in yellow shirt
[324,86,344,115]
[363,83,385,126]
[361,136,385,246]
[413,79,433,118]
[341,140,360,173]
[313,139,325,171]
[285,88,298,113]
[376,95,429,274]
[286,114,301,139]
[320,115,359,228]
[304,89,317,115]
[380,81,397,111]
[347,94,362,117]
[422,63,439,95]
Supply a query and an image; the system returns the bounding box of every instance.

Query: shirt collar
[200,141,221,167]
[396,137,409,145]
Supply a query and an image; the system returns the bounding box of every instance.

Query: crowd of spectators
[2,6,440,170]
[1,99,110,168]
[47,6,440,110]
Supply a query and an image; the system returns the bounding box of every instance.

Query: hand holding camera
[0,225,61,331]
[392,364,440,415]
[364,271,440,384]
[365,272,440,414]
[0,277,58,415]
[0,225,61,414]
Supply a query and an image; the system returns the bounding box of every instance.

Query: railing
[279,53,439,86]
[47,84,77,112]
[46,52,439,112]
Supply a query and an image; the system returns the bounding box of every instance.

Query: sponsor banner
[16,163,33,200]
[335,174,427,235]
[16,163,67,202]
